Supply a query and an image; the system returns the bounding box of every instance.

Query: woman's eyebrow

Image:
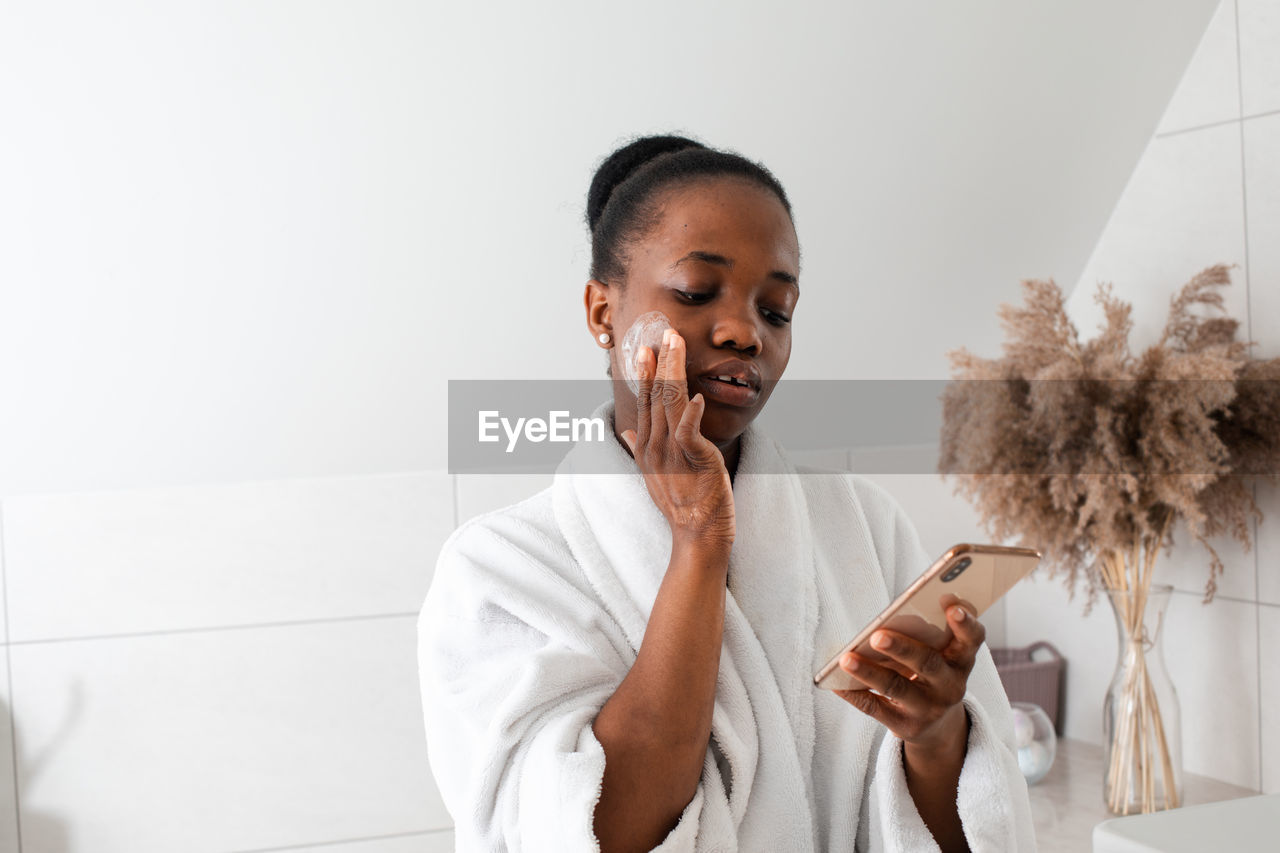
[670,250,799,291]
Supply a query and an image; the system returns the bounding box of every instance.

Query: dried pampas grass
[939,264,1280,612]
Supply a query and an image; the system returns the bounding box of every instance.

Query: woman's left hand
[834,596,983,752]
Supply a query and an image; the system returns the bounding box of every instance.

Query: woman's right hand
[621,328,736,547]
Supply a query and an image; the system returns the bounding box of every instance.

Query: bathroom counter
[1026,737,1260,852]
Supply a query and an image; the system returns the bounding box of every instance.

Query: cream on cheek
[618,310,674,395]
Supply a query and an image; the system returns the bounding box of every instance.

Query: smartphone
[813,543,1041,691]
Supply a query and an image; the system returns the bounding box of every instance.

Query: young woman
[418,135,1035,852]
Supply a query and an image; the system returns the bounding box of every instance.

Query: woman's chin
[697,406,753,446]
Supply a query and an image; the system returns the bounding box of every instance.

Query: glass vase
[1102,583,1182,814]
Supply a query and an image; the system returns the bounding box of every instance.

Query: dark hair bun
[585,132,792,287]
[586,134,706,232]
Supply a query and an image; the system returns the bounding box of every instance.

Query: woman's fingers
[940,598,985,671]
[662,330,690,434]
[833,685,911,733]
[838,651,928,712]
[836,598,986,744]
[836,651,956,742]
[646,330,675,443]
[651,328,688,437]
[675,391,708,450]
[865,630,950,688]
[852,608,984,709]
[633,345,655,447]
[632,328,697,457]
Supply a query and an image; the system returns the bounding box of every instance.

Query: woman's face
[590,175,800,448]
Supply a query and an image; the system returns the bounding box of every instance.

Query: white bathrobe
[417,399,1036,852]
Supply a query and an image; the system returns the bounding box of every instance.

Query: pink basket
[991,641,1065,736]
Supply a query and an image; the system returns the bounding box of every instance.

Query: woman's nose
[710,304,764,355]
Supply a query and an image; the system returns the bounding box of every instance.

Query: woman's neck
[720,436,741,486]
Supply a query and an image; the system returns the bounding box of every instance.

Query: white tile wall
[1156,0,1240,134]
[1067,123,1247,354]
[8,616,446,853]
[1244,112,1280,359]
[1245,111,1280,609]
[1239,0,1280,115]
[1259,603,1280,793]
[1005,0,1279,798]
[1257,480,1280,604]
[2,473,453,642]
[1163,593,1260,788]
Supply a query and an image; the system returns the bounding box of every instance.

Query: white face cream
[618,310,674,396]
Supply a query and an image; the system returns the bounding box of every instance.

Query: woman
[418,134,1035,852]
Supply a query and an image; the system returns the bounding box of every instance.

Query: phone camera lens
[942,556,971,583]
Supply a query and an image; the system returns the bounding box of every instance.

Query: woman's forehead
[641,181,799,272]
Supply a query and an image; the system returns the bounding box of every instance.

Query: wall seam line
[1169,587,1260,605]
[9,611,420,647]
[1,502,23,852]
[225,826,453,853]
[1232,0,1263,796]
[1154,115,1241,138]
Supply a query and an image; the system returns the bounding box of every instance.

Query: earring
[598,331,612,345]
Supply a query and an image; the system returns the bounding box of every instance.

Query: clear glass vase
[1102,583,1182,814]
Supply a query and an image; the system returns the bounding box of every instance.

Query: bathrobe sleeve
[417,512,708,853]
[849,476,1038,853]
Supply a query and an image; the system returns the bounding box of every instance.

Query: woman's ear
[584,279,614,346]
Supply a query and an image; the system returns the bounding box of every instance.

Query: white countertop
[1026,738,1261,853]
[1092,793,1280,851]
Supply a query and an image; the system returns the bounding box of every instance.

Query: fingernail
[662,328,674,347]
[952,607,967,622]
[871,632,890,649]
[842,654,859,671]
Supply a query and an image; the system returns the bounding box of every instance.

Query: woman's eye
[673,288,790,325]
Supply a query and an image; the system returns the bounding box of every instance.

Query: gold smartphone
[813,543,1041,691]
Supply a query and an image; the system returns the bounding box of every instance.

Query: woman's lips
[693,374,760,407]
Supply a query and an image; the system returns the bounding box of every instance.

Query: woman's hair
[586,133,794,287]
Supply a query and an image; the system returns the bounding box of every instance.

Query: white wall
[0,1,1249,851]
[1001,0,1280,794]
[0,473,459,852]
[0,0,1220,498]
